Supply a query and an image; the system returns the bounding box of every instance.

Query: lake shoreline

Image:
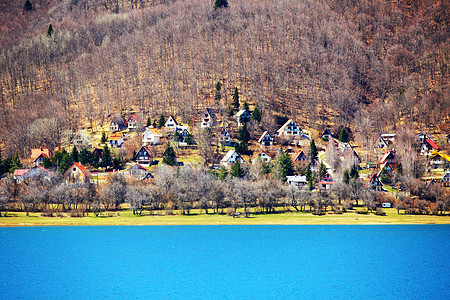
[1,209,449,227]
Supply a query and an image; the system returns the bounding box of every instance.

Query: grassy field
[0,209,449,226]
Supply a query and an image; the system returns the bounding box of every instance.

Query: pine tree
[100,131,107,143]
[41,156,53,169]
[101,145,112,170]
[9,152,23,173]
[79,148,91,165]
[218,166,228,180]
[23,0,33,11]
[343,170,350,184]
[319,162,327,179]
[214,81,222,101]
[232,87,239,111]
[242,101,249,111]
[305,164,312,181]
[251,103,262,122]
[230,162,244,178]
[152,119,157,128]
[158,114,165,128]
[47,24,53,37]
[146,117,151,127]
[58,153,73,174]
[213,0,228,10]
[132,149,137,161]
[274,151,294,181]
[309,139,318,161]
[162,144,177,166]
[238,123,250,143]
[338,127,349,143]
[71,146,79,162]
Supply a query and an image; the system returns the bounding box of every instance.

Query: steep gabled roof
[257,131,273,143]
[251,151,271,161]
[221,150,243,163]
[63,162,92,178]
[71,131,90,144]
[126,114,143,125]
[293,150,306,161]
[108,132,124,141]
[374,136,389,148]
[277,119,300,134]
[218,127,229,136]
[165,115,178,126]
[110,115,126,125]
[378,149,396,164]
[205,108,216,119]
[128,164,149,171]
[321,128,333,138]
[424,139,440,150]
[137,146,154,158]
[31,147,50,161]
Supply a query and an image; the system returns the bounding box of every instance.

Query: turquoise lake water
[0,225,449,299]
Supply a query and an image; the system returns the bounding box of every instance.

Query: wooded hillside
[0,0,448,156]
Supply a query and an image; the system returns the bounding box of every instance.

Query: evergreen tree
[343,170,350,184]
[52,149,66,168]
[152,119,157,128]
[214,81,222,101]
[218,166,228,180]
[9,152,23,173]
[101,145,112,170]
[113,156,121,170]
[309,139,318,161]
[146,117,151,127]
[132,149,137,161]
[397,163,403,175]
[238,123,250,143]
[319,162,327,179]
[251,103,262,122]
[230,162,244,178]
[173,131,182,142]
[350,164,359,179]
[214,0,228,10]
[242,101,249,111]
[23,0,33,11]
[59,153,72,174]
[338,127,349,143]
[185,133,194,145]
[305,164,312,182]
[162,144,177,166]
[158,114,165,128]
[47,24,53,37]
[79,148,91,165]
[232,87,239,111]
[273,151,294,181]
[71,146,79,162]
[235,141,248,154]
[41,156,53,169]
[100,131,107,143]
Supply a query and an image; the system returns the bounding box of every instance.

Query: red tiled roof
[126,114,143,125]
[13,169,30,176]
[63,162,92,178]
[31,148,49,161]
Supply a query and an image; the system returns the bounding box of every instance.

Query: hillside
[0,0,448,156]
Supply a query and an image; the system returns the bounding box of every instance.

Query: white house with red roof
[63,162,93,183]
[31,147,50,165]
[258,131,274,147]
[251,151,272,163]
[126,114,143,131]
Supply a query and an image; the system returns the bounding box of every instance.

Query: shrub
[356,209,369,214]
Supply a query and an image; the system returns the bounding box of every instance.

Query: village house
[135,146,154,165]
[22,165,55,182]
[234,110,251,127]
[258,131,274,147]
[72,131,91,149]
[292,150,307,168]
[440,170,450,187]
[365,174,384,191]
[165,115,178,129]
[277,119,301,136]
[142,128,162,145]
[13,169,30,183]
[373,136,390,149]
[429,152,450,169]
[321,128,334,140]
[220,150,244,167]
[286,175,307,187]
[31,147,50,165]
[318,173,334,190]
[420,139,440,156]
[63,162,92,183]
[126,114,143,131]
[378,149,398,167]
[127,164,153,180]
[201,108,216,128]
[415,132,435,143]
[218,128,231,146]
[251,151,272,163]
[308,159,319,172]
[110,116,127,132]
[108,132,125,148]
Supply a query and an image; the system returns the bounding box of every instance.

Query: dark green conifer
[232,87,239,111]
[47,24,53,37]
[23,0,33,11]
[214,0,228,10]
[251,103,262,122]
[162,144,177,166]
[230,162,244,178]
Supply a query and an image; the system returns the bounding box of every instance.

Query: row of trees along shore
[0,0,448,157]
[1,164,449,218]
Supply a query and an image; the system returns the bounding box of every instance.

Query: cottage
[108,132,125,148]
[142,128,162,145]
[258,131,274,147]
[440,170,450,187]
[220,150,244,166]
[110,116,127,132]
[277,119,301,136]
[292,150,307,167]
[378,149,398,166]
[309,159,319,171]
[234,110,251,127]
[22,165,55,182]
[72,131,91,149]
[13,169,30,183]
[429,152,450,169]
[321,128,334,140]
[318,173,334,190]
[63,162,92,183]
[365,174,384,191]
[415,132,435,143]
[126,114,143,131]
[373,136,389,149]
[420,139,440,156]
[286,175,307,187]
[218,128,231,146]
[201,108,216,128]
[31,147,50,165]
[135,146,154,165]
[251,151,272,163]
[127,164,151,180]
[165,116,178,129]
